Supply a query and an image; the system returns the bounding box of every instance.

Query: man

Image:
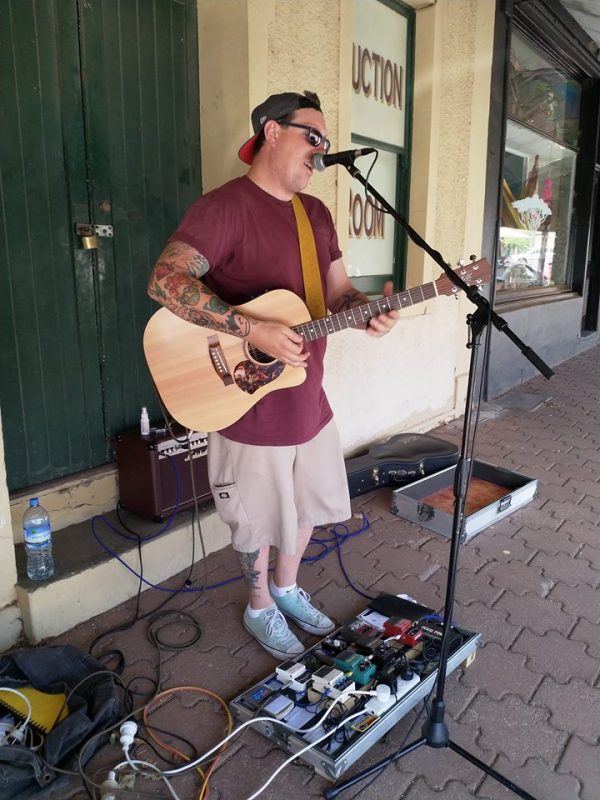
[148,91,398,659]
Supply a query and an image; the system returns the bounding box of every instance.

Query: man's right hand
[245,320,310,368]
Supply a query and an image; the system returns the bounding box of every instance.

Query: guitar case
[345,432,459,498]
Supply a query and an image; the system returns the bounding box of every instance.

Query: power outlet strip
[365,673,420,716]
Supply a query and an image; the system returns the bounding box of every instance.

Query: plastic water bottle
[23,498,54,581]
[140,406,150,436]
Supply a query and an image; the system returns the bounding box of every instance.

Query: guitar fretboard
[293,280,441,342]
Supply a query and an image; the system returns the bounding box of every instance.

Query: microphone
[312,148,376,171]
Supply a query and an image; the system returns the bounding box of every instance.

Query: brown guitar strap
[291,194,326,319]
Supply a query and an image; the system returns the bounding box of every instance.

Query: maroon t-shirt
[170,176,343,445]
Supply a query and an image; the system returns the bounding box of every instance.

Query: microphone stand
[324,161,553,800]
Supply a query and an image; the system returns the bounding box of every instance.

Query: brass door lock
[75,223,113,249]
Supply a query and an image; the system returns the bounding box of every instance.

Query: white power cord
[242,709,365,800]
[0,687,32,743]
[160,686,375,776]
[108,687,380,797]
[107,722,182,800]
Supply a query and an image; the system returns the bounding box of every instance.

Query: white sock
[270,579,296,597]
[246,603,276,618]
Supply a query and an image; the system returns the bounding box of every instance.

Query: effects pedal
[399,624,423,647]
[383,617,413,638]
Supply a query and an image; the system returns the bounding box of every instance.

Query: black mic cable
[312,147,376,171]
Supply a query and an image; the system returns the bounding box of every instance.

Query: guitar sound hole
[247,344,277,365]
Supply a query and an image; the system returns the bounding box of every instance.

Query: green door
[0,0,200,491]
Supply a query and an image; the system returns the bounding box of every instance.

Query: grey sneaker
[243,605,305,659]
[271,585,336,635]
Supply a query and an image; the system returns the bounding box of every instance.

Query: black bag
[0,645,122,799]
[345,432,459,498]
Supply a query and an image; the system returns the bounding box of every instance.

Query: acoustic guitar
[143,258,491,432]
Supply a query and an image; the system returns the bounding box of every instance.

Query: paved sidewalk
[44,344,600,800]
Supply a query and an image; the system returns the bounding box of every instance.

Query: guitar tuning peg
[469,254,477,261]
[456,259,466,267]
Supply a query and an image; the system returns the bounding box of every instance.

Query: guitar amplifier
[114,426,213,521]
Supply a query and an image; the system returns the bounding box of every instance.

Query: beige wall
[0,412,21,649]
[196,0,495,452]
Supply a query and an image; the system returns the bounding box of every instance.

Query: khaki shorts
[207,419,352,555]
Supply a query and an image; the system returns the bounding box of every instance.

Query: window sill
[494,288,578,313]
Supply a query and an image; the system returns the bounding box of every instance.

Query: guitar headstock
[435,257,492,297]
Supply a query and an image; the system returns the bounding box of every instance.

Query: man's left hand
[366,281,400,337]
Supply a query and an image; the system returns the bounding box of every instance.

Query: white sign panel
[352,0,408,147]
[347,146,397,278]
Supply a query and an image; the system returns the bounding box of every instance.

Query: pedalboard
[230,594,482,781]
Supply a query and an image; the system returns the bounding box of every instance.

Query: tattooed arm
[326,257,399,336]
[148,240,309,367]
[148,240,255,337]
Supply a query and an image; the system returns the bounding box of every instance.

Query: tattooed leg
[238,546,271,609]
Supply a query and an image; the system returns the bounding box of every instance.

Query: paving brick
[304,579,364,624]
[494,590,575,636]
[552,432,600,451]
[436,567,502,608]
[524,467,570,487]
[368,573,446,611]
[476,756,582,800]
[505,505,563,532]
[559,735,600,800]
[538,450,587,469]
[536,481,586,504]
[548,581,600,624]
[532,676,600,744]
[578,447,600,464]
[553,461,600,484]
[453,600,521,649]
[564,477,600,496]
[399,714,485,793]
[511,629,599,684]
[405,777,479,799]
[557,519,600,550]
[308,760,415,800]
[459,642,540,701]
[515,525,581,557]
[578,494,600,514]
[541,499,599,527]
[578,543,600,570]
[472,529,534,565]
[568,617,600,659]
[371,542,437,581]
[326,548,388,591]
[529,551,600,588]
[480,560,550,596]
[461,694,568,767]
[421,535,490,573]
[443,670,480,721]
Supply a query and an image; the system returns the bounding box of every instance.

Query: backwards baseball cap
[238,91,321,165]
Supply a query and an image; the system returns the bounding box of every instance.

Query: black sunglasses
[281,122,331,153]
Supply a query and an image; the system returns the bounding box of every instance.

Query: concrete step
[15,502,228,642]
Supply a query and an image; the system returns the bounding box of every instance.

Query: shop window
[347,0,413,293]
[497,34,581,300]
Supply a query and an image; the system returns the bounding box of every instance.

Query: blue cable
[91,495,372,595]
[94,452,181,544]
[307,514,374,599]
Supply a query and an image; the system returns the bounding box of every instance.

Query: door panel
[0,0,105,489]
[0,0,200,491]
[78,0,201,437]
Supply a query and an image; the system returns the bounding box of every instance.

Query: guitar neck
[293,280,439,342]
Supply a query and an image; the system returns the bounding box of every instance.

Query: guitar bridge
[208,336,234,386]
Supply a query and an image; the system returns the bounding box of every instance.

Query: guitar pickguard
[233,360,285,394]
